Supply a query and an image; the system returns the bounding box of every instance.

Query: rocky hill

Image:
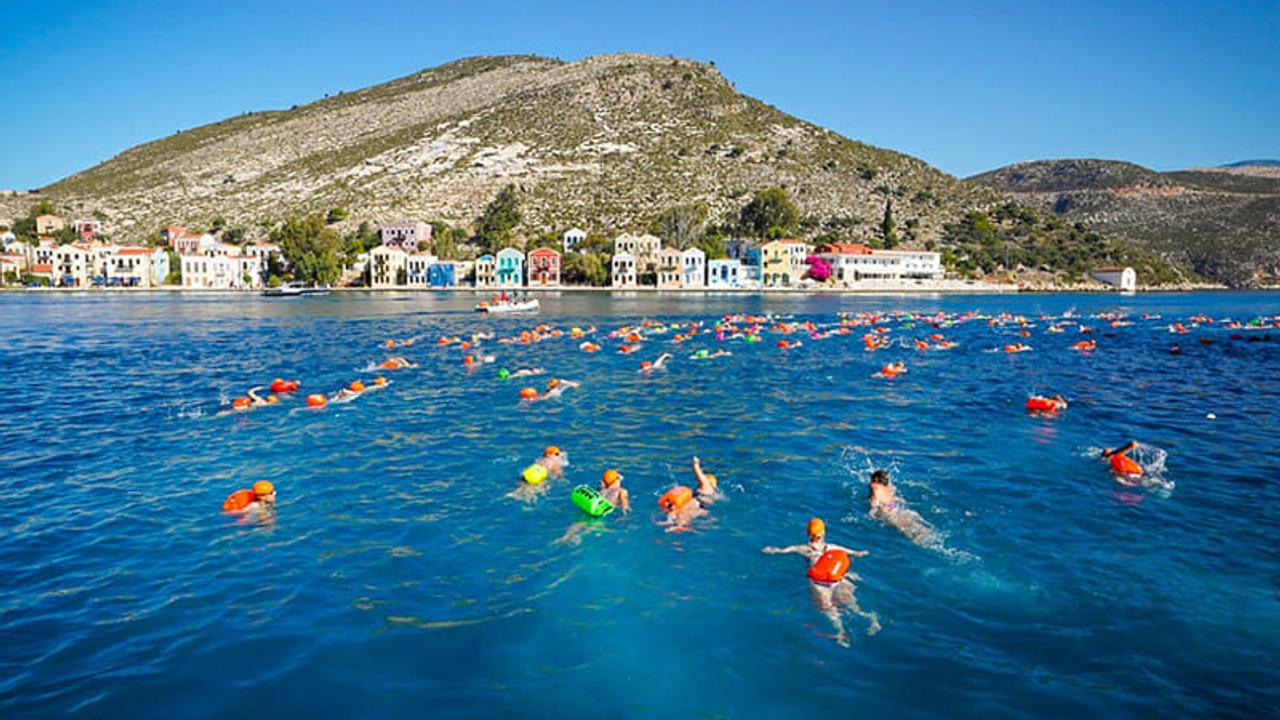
[2,55,984,241]
[1,53,1196,287]
[970,159,1280,286]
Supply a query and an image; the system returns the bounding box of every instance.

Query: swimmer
[554,469,630,545]
[1101,440,1144,484]
[763,518,879,644]
[659,485,705,531]
[222,480,277,521]
[536,446,568,480]
[640,353,673,372]
[691,456,722,504]
[598,468,630,514]
[877,361,906,377]
[221,387,277,415]
[380,357,417,369]
[331,380,366,403]
[508,367,546,378]
[1026,394,1068,414]
[537,378,580,400]
[868,470,937,547]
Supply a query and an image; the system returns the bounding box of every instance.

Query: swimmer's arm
[827,542,870,558]
[618,488,630,513]
[762,544,807,555]
[1101,440,1139,458]
[246,386,267,403]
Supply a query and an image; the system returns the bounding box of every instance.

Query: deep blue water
[2,290,1279,719]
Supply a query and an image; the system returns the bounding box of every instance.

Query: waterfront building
[52,243,93,286]
[611,251,637,287]
[367,245,408,287]
[1092,266,1136,292]
[527,247,562,287]
[815,244,943,283]
[108,247,169,287]
[405,252,439,287]
[682,247,706,288]
[708,257,740,289]
[495,248,524,288]
[657,248,683,288]
[174,232,216,256]
[474,255,496,288]
[428,262,456,288]
[635,233,661,275]
[180,253,262,290]
[754,240,793,287]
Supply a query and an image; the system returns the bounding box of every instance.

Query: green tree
[881,199,898,249]
[527,231,559,251]
[210,217,226,234]
[563,252,608,286]
[326,207,348,224]
[738,187,799,238]
[222,226,247,246]
[654,203,708,249]
[700,231,727,259]
[271,215,342,285]
[476,184,522,253]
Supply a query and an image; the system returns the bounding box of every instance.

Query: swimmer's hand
[762,546,779,554]
[851,550,870,558]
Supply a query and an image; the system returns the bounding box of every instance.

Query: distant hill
[0,53,1190,287]
[1222,159,1280,169]
[970,159,1280,286]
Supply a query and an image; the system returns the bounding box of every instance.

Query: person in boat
[868,470,937,546]
[1101,440,1144,484]
[763,518,879,645]
[691,456,722,505]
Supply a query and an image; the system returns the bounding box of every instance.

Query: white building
[611,251,637,287]
[367,245,408,288]
[815,244,943,283]
[181,253,262,290]
[51,244,94,286]
[109,247,169,287]
[405,252,439,286]
[682,247,706,288]
[563,228,587,253]
[707,259,741,289]
[174,232,217,256]
[474,255,496,288]
[1092,266,1136,292]
[657,248,683,289]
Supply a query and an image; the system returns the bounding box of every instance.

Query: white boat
[476,298,540,314]
[263,282,330,298]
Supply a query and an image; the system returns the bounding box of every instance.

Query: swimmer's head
[602,469,622,486]
[547,378,560,389]
[349,381,365,393]
[703,473,717,486]
[375,377,387,386]
[544,446,563,458]
[253,481,275,499]
[870,470,890,486]
[267,395,279,404]
[807,517,825,540]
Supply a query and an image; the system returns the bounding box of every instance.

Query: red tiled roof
[32,263,53,272]
[116,248,152,256]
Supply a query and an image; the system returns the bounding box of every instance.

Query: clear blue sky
[2,0,1276,190]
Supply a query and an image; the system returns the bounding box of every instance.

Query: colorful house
[657,248,683,288]
[73,218,103,240]
[496,248,524,288]
[380,221,433,252]
[428,262,456,288]
[527,247,562,287]
[35,214,65,235]
[754,240,792,287]
[707,259,741,288]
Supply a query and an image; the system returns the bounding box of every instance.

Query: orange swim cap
[548,378,560,389]
[544,446,562,458]
[807,518,825,538]
[349,381,365,393]
[603,469,621,486]
[232,396,251,409]
[374,377,387,386]
[519,387,537,399]
[253,481,275,497]
[267,395,278,404]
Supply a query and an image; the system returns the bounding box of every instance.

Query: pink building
[527,248,562,287]
[380,221,433,252]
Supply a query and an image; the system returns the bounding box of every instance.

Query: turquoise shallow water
[2,290,1279,719]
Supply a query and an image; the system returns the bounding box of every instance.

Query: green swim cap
[695,349,709,358]
[498,369,510,379]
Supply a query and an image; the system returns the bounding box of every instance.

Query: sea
[1,290,1278,719]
